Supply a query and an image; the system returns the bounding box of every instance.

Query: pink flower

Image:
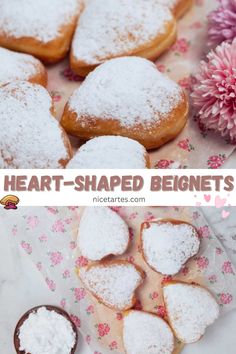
[52,219,65,233]
[51,91,62,103]
[209,274,217,283]
[47,207,58,214]
[126,256,135,263]
[222,261,234,274]
[207,155,226,169]
[36,262,42,271]
[116,313,123,321]
[219,293,233,305]
[109,341,118,350]
[97,323,110,337]
[60,299,66,308]
[70,314,81,328]
[86,305,95,315]
[129,227,134,241]
[150,291,159,300]
[39,234,47,242]
[197,225,210,239]
[155,159,174,169]
[181,266,189,276]
[208,0,236,46]
[178,77,191,90]
[192,40,236,142]
[216,247,223,255]
[63,269,70,278]
[196,256,209,269]
[134,300,143,311]
[21,241,32,254]
[86,335,91,344]
[46,278,56,292]
[62,67,84,82]
[177,138,194,152]
[156,305,167,318]
[144,212,156,222]
[156,63,166,72]
[161,275,173,285]
[172,38,190,53]
[74,287,86,301]
[27,216,39,228]
[50,251,63,266]
[75,256,89,267]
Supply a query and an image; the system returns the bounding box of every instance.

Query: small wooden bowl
[14,305,78,354]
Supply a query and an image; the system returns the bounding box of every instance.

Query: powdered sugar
[80,262,143,310]
[0,47,42,86]
[157,0,179,11]
[163,283,219,343]
[0,0,80,42]
[123,311,174,354]
[67,136,147,169]
[142,221,200,275]
[69,57,182,128]
[19,307,76,354]
[0,81,69,168]
[78,207,129,261]
[72,0,173,65]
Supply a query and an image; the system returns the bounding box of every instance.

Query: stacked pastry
[76,207,220,354]
[0,0,193,168]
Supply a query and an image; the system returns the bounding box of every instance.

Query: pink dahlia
[191,39,236,141]
[208,0,236,46]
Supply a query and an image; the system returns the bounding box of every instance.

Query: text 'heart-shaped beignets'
[141,220,200,275]
[79,261,145,311]
[0,81,72,168]
[71,0,176,76]
[0,47,47,87]
[123,310,174,354]
[0,0,82,63]
[61,57,188,150]
[78,207,130,261]
[66,136,150,169]
[163,282,220,343]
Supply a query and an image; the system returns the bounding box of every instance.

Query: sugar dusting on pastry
[163,283,220,343]
[80,262,144,310]
[0,0,80,42]
[142,221,200,275]
[72,0,173,64]
[67,136,147,169]
[123,310,174,354]
[0,81,70,168]
[69,57,182,128]
[78,206,129,261]
[0,47,43,86]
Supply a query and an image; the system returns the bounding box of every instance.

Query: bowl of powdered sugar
[14,305,78,354]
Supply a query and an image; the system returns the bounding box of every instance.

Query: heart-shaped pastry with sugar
[0,81,72,168]
[70,0,176,76]
[67,136,150,169]
[123,310,174,354]
[78,207,130,261]
[61,57,188,150]
[79,261,145,311]
[157,0,193,19]
[0,47,47,87]
[140,219,200,275]
[0,0,82,63]
[163,281,220,343]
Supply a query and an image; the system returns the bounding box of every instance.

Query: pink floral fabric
[3,206,236,354]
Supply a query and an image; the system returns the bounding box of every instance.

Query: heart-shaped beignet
[61,57,188,150]
[0,81,72,168]
[141,219,200,275]
[70,0,176,76]
[123,310,174,354]
[0,0,82,63]
[79,261,145,311]
[67,136,150,169]
[0,47,47,87]
[78,207,130,261]
[163,281,220,343]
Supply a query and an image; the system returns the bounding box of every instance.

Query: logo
[0,195,20,210]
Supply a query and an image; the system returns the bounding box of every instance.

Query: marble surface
[1,207,236,354]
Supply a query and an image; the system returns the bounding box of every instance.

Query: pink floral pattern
[207,154,226,169]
